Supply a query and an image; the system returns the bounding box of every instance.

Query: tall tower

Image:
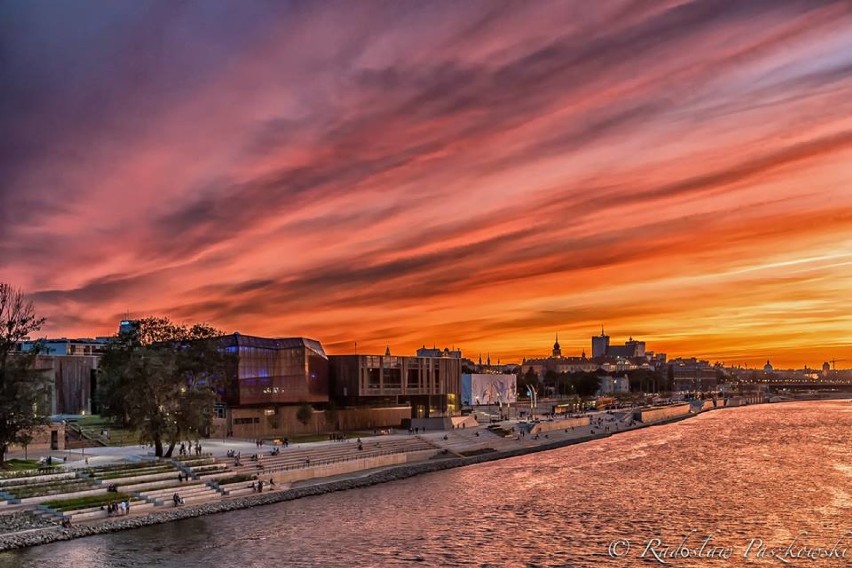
[552,333,562,357]
[591,325,610,358]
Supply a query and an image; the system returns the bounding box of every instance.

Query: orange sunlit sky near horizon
[2,1,852,369]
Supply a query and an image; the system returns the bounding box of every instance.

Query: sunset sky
[3,1,852,368]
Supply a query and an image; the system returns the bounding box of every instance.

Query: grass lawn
[77,416,139,446]
[43,491,135,512]
[1,459,40,472]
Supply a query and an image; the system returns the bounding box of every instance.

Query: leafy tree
[543,369,559,385]
[0,284,51,468]
[323,401,339,429]
[97,317,231,457]
[568,371,602,398]
[517,368,539,398]
[626,369,665,393]
[296,402,313,427]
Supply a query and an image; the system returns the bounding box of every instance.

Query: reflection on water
[1,401,850,567]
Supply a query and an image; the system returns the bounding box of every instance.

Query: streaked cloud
[3,0,852,367]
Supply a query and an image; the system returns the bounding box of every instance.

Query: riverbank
[1,400,838,552]
[1,429,609,551]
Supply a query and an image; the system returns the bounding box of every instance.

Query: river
[1,401,850,567]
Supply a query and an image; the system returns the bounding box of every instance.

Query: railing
[240,445,433,475]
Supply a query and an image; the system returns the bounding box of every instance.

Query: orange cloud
[3,1,852,369]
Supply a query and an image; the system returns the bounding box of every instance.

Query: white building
[461,373,517,406]
[597,374,630,395]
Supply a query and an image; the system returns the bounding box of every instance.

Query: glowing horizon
[3,1,852,369]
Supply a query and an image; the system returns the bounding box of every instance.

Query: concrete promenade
[2,399,810,551]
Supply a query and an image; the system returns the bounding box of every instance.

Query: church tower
[552,333,562,357]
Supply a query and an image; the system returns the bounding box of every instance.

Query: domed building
[763,360,773,374]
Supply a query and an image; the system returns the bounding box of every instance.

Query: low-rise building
[669,357,718,392]
[597,374,630,395]
[329,350,461,418]
[461,373,517,406]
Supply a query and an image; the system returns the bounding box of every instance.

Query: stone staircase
[221,437,436,476]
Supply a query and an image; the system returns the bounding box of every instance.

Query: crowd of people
[178,442,202,457]
[104,500,130,516]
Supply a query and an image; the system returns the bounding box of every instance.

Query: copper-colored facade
[329,354,460,417]
[221,333,329,405]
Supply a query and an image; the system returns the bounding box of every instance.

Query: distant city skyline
[21,319,851,371]
[3,2,852,369]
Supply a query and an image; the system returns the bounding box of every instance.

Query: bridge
[748,379,852,391]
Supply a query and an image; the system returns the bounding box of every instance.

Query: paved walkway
[6,409,642,469]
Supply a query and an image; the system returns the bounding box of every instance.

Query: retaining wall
[638,404,691,423]
[269,449,436,484]
[530,416,590,435]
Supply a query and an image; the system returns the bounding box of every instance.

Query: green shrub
[43,491,134,511]
[214,473,256,485]
[98,466,176,480]
[84,461,163,475]
[8,480,96,498]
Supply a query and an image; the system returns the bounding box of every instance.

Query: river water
[1,401,850,567]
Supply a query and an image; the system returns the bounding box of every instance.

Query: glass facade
[219,334,329,405]
[329,354,461,416]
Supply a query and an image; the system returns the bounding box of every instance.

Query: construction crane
[829,359,847,370]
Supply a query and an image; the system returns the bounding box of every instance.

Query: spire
[385,344,391,357]
[601,324,605,336]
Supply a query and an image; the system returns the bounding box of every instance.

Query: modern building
[461,373,517,406]
[219,333,329,406]
[329,351,461,418]
[17,337,110,356]
[23,355,100,416]
[14,337,106,414]
[118,319,140,335]
[211,333,330,438]
[669,358,718,392]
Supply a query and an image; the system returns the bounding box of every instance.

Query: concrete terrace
[0,406,680,545]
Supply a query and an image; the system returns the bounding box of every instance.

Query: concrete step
[67,502,156,523]
[140,483,208,499]
[154,489,221,507]
[18,487,107,506]
[100,470,181,486]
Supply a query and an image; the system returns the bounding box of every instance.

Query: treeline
[517,367,672,397]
